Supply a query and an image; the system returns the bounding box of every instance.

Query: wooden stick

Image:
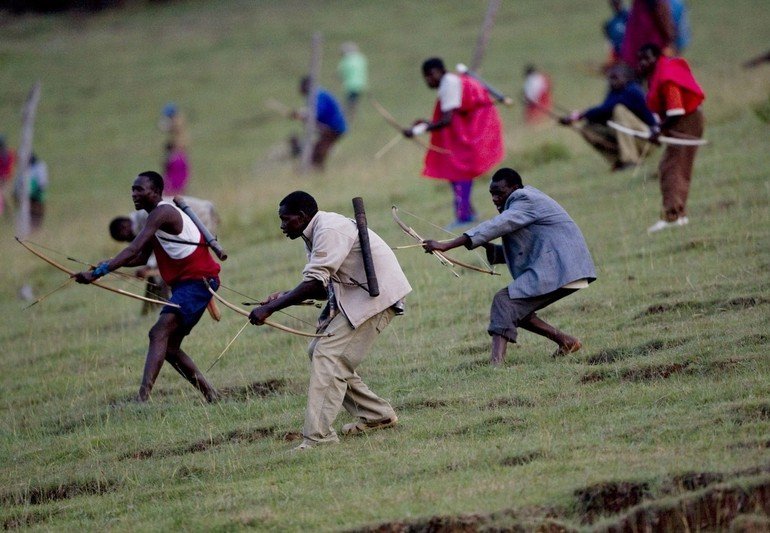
[470,0,502,72]
[299,31,323,174]
[375,133,403,159]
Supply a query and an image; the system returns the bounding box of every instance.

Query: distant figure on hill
[669,0,691,54]
[163,141,189,195]
[422,168,596,366]
[403,57,505,231]
[247,191,411,451]
[0,136,16,218]
[109,196,219,314]
[337,41,368,119]
[77,171,220,403]
[559,64,657,171]
[22,153,49,231]
[522,64,553,124]
[620,0,675,70]
[637,43,705,233]
[158,102,189,150]
[290,76,347,170]
[603,0,629,71]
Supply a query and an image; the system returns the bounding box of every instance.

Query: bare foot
[552,337,582,358]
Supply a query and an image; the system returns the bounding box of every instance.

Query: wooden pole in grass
[299,31,323,174]
[14,81,42,241]
[470,0,502,72]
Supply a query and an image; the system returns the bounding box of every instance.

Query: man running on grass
[422,167,596,366]
[248,191,411,451]
[74,171,220,402]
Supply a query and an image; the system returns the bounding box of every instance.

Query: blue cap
[162,102,178,118]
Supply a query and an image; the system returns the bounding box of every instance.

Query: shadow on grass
[635,296,768,320]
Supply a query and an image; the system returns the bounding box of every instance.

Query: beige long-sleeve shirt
[302,211,411,328]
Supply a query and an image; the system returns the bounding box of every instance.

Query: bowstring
[24,239,173,303]
[396,207,495,273]
[217,282,319,329]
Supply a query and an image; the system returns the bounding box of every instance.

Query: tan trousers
[658,109,705,221]
[302,308,397,444]
[581,104,652,166]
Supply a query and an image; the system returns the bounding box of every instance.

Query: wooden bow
[16,237,179,308]
[370,97,450,155]
[205,282,332,338]
[391,206,498,276]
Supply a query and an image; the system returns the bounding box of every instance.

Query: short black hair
[109,216,132,241]
[491,167,523,188]
[137,170,164,193]
[421,57,445,75]
[638,42,662,59]
[279,190,318,216]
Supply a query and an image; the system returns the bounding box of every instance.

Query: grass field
[1,1,769,530]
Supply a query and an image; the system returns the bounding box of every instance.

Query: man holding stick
[422,168,596,366]
[74,171,220,402]
[404,57,505,231]
[638,43,705,233]
[248,191,411,451]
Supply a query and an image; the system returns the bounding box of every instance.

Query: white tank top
[154,201,201,260]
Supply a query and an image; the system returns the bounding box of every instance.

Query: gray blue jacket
[464,186,596,299]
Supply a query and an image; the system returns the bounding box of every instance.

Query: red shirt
[647,56,705,118]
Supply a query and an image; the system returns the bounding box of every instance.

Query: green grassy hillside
[1,1,769,530]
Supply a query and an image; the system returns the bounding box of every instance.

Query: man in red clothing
[404,57,505,230]
[0,136,15,217]
[75,171,220,402]
[620,0,675,70]
[638,43,705,233]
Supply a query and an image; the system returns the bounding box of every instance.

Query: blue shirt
[583,81,657,126]
[603,9,629,55]
[316,89,347,134]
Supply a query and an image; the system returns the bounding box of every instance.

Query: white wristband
[411,123,428,136]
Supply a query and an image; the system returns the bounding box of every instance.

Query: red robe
[646,56,705,116]
[422,74,505,182]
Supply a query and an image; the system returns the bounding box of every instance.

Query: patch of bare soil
[448,416,527,438]
[218,379,286,400]
[575,481,651,524]
[0,479,118,507]
[501,451,543,467]
[486,397,535,409]
[586,338,689,365]
[637,297,768,319]
[731,403,770,425]
[351,467,770,532]
[397,398,453,411]
[123,426,277,459]
[581,362,691,384]
[597,477,770,532]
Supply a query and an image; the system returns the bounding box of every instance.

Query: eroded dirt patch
[123,426,277,459]
[0,479,118,507]
[731,403,770,425]
[501,451,543,467]
[218,379,286,400]
[598,477,770,532]
[637,297,768,319]
[664,471,725,494]
[397,398,453,411]
[486,396,535,409]
[575,480,651,524]
[586,338,689,365]
[581,362,692,384]
[448,416,527,437]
